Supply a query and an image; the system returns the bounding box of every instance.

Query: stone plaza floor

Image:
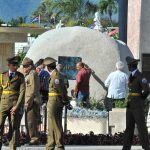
[2,146,144,150]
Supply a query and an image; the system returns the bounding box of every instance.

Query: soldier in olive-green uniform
[122,56,150,150]
[22,57,41,145]
[0,56,25,150]
[44,57,69,150]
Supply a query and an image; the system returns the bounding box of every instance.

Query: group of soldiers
[0,55,150,150]
[0,56,69,150]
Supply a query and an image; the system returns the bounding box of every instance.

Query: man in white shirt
[105,61,128,109]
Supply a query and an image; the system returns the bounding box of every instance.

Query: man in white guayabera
[105,61,128,108]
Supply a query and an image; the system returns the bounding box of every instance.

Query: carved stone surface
[26,26,132,99]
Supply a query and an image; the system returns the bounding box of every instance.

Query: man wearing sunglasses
[0,56,25,150]
[44,57,71,150]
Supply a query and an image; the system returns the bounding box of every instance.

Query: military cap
[126,56,140,65]
[44,57,57,66]
[22,57,33,67]
[35,59,44,68]
[7,56,21,65]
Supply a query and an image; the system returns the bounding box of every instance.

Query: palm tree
[17,16,26,24]
[99,0,117,26]
[32,0,56,26]
[52,0,98,25]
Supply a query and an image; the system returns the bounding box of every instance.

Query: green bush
[65,20,79,27]
[114,99,127,108]
[90,97,105,111]
[82,18,93,27]
[19,23,41,28]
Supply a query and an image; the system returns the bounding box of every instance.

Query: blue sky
[0,0,118,22]
[0,0,41,21]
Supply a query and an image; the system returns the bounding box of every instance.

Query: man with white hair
[105,61,128,108]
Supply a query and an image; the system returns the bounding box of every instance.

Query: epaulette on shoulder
[2,71,7,75]
[51,70,57,78]
[1,71,8,76]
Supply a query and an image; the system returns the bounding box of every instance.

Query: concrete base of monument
[109,108,126,134]
[65,108,127,135]
[65,117,107,134]
[65,108,144,135]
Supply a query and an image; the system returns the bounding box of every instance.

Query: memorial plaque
[58,56,82,80]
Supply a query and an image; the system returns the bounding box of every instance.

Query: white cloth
[131,69,138,76]
[9,70,15,77]
[105,70,128,99]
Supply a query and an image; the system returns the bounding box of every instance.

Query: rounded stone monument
[26,26,132,100]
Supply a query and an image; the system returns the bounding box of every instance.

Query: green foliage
[17,51,27,66]
[32,0,99,27]
[30,33,39,38]
[65,20,79,27]
[51,0,98,26]
[114,99,127,108]
[98,0,117,26]
[83,18,94,27]
[31,0,119,28]
[101,18,118,28]
[0,18,5,25]
[112,32,119,39]
[19,23,41,28]
[8,17,26,27]
[31,0,54,26]
[90,97,105,111]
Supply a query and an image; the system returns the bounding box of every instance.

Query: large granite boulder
[26,26,132,100]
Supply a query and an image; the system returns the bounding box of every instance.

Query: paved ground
[2,146,144,150]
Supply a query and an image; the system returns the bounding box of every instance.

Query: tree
[32,0,55,26]
[52,0,98,25]
[32,0,98,27]
[8,16,26,27]
[0,18,5,25]
[17,51,27,66]
[99,0,117,26]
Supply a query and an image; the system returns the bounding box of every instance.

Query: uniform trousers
[46,96,64,150]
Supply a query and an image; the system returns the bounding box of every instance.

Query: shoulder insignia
[54,79,60,84]
[142,78,147,84]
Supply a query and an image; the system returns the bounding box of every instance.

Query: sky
[0,0,42,21]
[0,0,118,22]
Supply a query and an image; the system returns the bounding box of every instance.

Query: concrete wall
[0,27,47,72]
[127,0,142,59]
[128,0,150,72]
[66,118,107,134]
[0,43,15,72]
[0,33,27,43]
[140,0,150,55]
[109,108,126,134]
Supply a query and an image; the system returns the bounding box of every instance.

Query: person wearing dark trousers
[35,59,50,132]
[122,56,150,150]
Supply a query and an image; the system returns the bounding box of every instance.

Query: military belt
[48,92,61,96]
[128,93,141,97]
[2,90,18,95]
